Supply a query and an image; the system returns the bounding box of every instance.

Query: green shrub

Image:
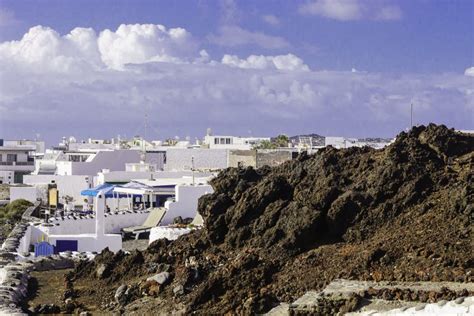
[2,199,33,221]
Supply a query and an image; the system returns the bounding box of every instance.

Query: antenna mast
[410,103,413,128]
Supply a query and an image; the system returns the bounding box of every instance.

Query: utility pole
[191,156,195,186]
[144,113,148,144]
[141,113,148,163]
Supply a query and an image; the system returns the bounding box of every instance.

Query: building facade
[0,139,44,183]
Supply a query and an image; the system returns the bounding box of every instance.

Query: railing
[0,161,34,166]
[15,161,34,166]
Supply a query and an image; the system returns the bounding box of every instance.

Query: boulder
[146,272,170,285]
[173,285,184,296]
[95,264,110,279]
[114,284,128,305]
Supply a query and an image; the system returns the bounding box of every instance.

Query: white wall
[0,171,14,184]
[204,135,270,150]
[23,175,92,205]
[40,211,150,235]
[162,184,213,225]
[47,234,122,252]
[165,148,228,171]
[95,170,213,186]
[9,186,38,203]
[18,225,46,253]
[70,150,158,176]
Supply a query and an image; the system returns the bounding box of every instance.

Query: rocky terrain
[48,124,473,314]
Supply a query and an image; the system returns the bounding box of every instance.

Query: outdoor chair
[190,213,204,226]
[121,207,167,240]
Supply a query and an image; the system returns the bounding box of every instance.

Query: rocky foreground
[64,124,473,314]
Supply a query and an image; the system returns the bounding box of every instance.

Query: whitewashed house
[0,139,44,184]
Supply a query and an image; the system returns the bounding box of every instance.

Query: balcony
[0,161,34,166]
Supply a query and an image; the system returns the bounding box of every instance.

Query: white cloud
[0,26,102,72]
[222,54,309,71]
[262,15,280,26]
[298,0,402,21]
[464,67,474,77]
[0,24,471,143]
[0,24,199,72]
[208,25,289,49]
[98,24,198,70]
[299,0,362,21]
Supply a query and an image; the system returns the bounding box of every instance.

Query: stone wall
[256,150,293,168]
[165,149,228,171]
[228,150,257,168]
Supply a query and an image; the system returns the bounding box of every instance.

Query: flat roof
[0,146,36,151]
[133,176,211,187]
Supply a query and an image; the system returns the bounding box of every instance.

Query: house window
[6,154,17,162]
[214,138,219,145]
[220,138,225,144]
[226,138,231,144]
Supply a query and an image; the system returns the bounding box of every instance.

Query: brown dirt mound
[68,124,474,314]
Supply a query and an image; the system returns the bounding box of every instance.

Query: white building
[19,174,92,206]
[0,139,45,183]
[162,183,212,225]
[203,135,270,150]
[34,149,165,176]
[96,170,213,186]
[18,176,213,253]
[23,190,123,253]
[325,137,392,150]
[325,137,359,149]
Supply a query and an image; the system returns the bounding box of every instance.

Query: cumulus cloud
[298,0,402,21]
[0,26,102,72]
[262,15,280,26]
[0,24,199,72]
[221,54,309,71]
[465,67,474,77]
[0,24,472,143]
[208,25,289,49]
[98,24,198,70]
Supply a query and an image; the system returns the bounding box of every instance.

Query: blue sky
[0,0,472,143]
[1,0,472,73]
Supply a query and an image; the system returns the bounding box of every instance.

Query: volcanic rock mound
[70,124,474,314]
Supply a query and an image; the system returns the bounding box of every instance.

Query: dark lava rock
[34,304,61,314]
[68,124,474,314]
